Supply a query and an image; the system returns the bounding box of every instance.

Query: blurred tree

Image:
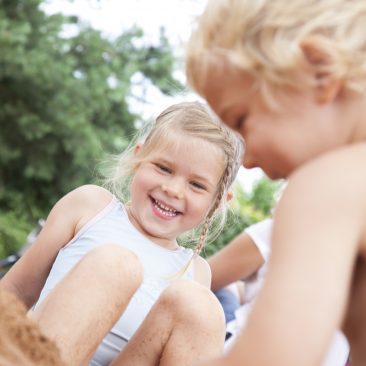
[202,177,284,258]
[0,0,182,254]
[249,178,284,216]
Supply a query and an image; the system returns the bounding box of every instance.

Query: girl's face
[128,135,225,249]
[202,62,344,179]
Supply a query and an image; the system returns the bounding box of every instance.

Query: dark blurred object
[0,219,44,270]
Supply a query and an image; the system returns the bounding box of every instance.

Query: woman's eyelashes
[235,115,247,131]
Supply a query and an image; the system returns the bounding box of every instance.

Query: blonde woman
[187,0,366,365]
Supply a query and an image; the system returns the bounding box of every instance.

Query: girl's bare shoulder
[67,185,114,231]
[69,185,113,206]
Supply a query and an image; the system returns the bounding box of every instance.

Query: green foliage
[249,178,283,216]
[0,1,282,261]
[203,177,283,258]
[0,0,182,256]
[0,189,36,258]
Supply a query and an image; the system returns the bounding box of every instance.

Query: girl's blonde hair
[186,0,366,105]
[103,101,243,255]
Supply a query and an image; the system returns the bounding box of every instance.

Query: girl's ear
[211,190,233,215]
[299,35,343,104]
[134,143,143,155]
[225,190,234,203]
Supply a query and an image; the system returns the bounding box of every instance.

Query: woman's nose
[242,151,257,170]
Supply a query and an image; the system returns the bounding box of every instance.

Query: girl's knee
[162,280,216,305]
[80,244,143,290]
[161,281,225,328]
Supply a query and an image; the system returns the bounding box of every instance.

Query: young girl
[186,1,366,365]
[0,101,243,365]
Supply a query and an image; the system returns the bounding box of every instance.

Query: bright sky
[43,0,204,46]
[43,0,264,191]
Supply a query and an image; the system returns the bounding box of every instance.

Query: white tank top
[35,196,194,365]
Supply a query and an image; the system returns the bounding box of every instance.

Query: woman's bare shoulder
[277,143,366,257]
[289,143,366,198]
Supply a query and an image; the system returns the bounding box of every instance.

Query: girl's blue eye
[155,163,171,173]
[191,181,206,190]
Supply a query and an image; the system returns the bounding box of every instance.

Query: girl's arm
[0,185,112,309]
[208,232,265,291]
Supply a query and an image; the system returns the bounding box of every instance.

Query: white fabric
[242,218,272,304]
[224,219,349,366]
[34,196,194,366]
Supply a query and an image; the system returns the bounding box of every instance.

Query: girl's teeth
[154,199,178,216]
[156,205,177,217]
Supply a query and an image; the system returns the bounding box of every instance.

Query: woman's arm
[220,151,364,366]
[209,232,265,291]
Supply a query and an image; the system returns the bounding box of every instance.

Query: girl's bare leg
[29,245,143,366]
[111,280,226,366]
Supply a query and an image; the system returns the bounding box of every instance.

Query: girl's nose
[161,182,184,200]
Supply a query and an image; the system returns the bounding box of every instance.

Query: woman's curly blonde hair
[186,0,366,105]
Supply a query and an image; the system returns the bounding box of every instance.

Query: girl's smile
[150,196,182,220]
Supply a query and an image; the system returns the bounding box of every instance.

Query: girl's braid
[194,148,235,256]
